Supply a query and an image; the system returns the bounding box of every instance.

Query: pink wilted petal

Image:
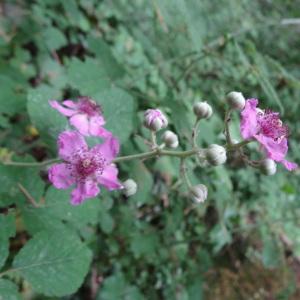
[70,180,100,205]
[254,134,287,161]
[89,116,106,136]
[48,163,75,189]
[240,99,259,139]
[96,164,123,191]
[69,114,89,136]
[58,131,87,161]
[281,160,298,171]
[49,100,76,117]
[90,136,120,162]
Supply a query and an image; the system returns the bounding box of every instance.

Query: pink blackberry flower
[48,131,123,205]
[144,109,168,131]
[240,98,297,171]
[49,97,110,137]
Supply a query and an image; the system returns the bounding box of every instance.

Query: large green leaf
[0,279,21,300]
[21,187,102,234]
[13,230,92,296]
[27,85,66,149]
[93,87,136,143]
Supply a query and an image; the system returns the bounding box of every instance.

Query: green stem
[226,139,253,151]
[1,158,61,167]
[224,109,233,145]
[192,119,201,148]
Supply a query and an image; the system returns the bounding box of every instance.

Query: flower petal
[96,164,123,191]
[240,98,259,139]
[70,180,100,205]
[62,100,78,109]
[254,134,288,162]
[281,160,298,171]
[89,116,106,136]
[49,100,76,117]
[69,114,90,136]
[48,163,75,189]
[58,131,88,161]
[90,135,120,162]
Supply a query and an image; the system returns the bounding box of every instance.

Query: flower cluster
[48,97,123,205]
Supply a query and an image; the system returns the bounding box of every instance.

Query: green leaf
[0,214,16,269]
[13,230,92,297]
[67,58,112,95]
[93,87,136,143]
[43,27,67,51]
[27,85,66,149]
[22,187,102,234]
[0,279,21,300]
[98,272,145,300]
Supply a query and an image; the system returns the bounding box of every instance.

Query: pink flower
[49,97,110,137]
[144,109,168,131]
[48,131,123,205]
[240,98,297,171]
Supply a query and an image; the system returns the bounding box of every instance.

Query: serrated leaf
[21,187,101,234]
[27,85,66,149]
[13,230,92,297]
[93,87,136,143]
[0,279,21,300]
[67,58,112,95]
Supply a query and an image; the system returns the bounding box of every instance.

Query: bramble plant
[2,93,297,205]
[1,1,300,299]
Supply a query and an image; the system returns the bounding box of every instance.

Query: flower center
[257,110,288,142]
[71,150,106,181]
[78,97,101,116]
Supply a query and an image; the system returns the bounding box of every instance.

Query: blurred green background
[0,0,300,299]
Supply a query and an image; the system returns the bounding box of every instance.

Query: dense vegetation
[0,0,300,299]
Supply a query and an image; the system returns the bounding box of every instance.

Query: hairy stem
[1,158,61,167]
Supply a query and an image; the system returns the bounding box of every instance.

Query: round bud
[205,144,227,166]
[162,130,179,148]
[144,109,168,132]
[193,102,213,119]
[190,184,208,203]
[226,91,245,110]
[260,159,277,176]
[123,179,138,197]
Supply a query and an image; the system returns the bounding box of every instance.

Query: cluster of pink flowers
[240,98,297,171]
[48,97,123,205]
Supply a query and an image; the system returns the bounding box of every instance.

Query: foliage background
[0,0,300,299]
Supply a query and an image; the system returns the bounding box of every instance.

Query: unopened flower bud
[193,102,213,119]
[260,159,277,176]
[144,109,168,132]
[162,130,179,148]
[226,91,245,110]
[206,144,227,166]
[190,184,208,203]
[123,179,137,197]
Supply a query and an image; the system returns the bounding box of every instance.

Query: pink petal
[255,134,288,161]
[90,136,120,162]
[281,160,298,171]
[58,131,88,161]
[62,100,78,109]
[96,164,123,191]
[70,180,100,205]
[240,99,259,139]
[89,116,106,136]
[49,100,76,117]
[69,114,90,136]
[48,163,75,189]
